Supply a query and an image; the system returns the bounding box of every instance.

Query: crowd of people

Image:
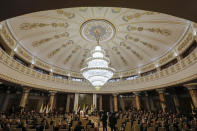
[0,106,196,131]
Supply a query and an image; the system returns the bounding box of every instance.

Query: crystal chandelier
[81,30,115,89]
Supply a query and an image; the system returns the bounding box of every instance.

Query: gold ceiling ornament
[80,19,116,43]
[32,32,69,47]
[127,25,171,36]
[79,58,85,68]
[120,42,143,60]
[35,59,51,70]
[64,54,72,64]
[17,46,33,61]
[112,47,128,65]
[178,33,193,52]
[1,24,15,48]
[56,9,75,19]
[48,46,62,58]
[64,46,81,64]
[79,49,90,68]
[125,35,158,51]
[122,11,159,22]
[159,52,174,65]
[147,28,171,36]
[20,22,68,30]
[48,40,73,58]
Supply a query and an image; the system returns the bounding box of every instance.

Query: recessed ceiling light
[14,47,17,52]
[174,52,178,57]
[193,29,196,36]
[31,60,35,64]
[155,64,159,68]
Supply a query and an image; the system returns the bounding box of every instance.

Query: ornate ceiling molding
[0,7,195,78]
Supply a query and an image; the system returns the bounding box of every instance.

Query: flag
[46,104,49,114]
[43,105,46,113]
[74,104,78,111]
[48,103,52,113]
[83,104,85,112]
[39,103,43,113]
[191,103,194,110]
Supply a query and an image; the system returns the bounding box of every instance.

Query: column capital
[113,93,118,97]
[144,92,149,97]
[184,83,197,90]
[133,91,140,96]
[156,88,165,94]
[23,87,30,93]
[49,90,57,96]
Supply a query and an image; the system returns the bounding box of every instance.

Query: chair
[169,125,175,131]
[70,121,78,131]
[125,122,131,131]
[88,128,96,131]
[27,129,36,131]
[134,124,140,131]
[44,129,53,131]
[158,127,165,131]
[10,128,22,131]
[86,125,92,130]
[59,129,68,131]
[10,125,17,128]
[116,119,122,131]
[147,127,155,131]
[81,120,88,126]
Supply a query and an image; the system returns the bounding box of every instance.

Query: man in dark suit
[74,121,83,131]
[101,112,108,131]
[109,113,117,131]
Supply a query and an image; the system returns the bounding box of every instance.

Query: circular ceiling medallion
[80,19,116,43]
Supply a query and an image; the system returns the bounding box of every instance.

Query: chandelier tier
[80,19,116,88]
[81,45,115,87]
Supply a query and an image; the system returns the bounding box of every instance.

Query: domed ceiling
[6,7,190,72]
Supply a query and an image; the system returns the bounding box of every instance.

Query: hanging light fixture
[81,21,115,89]
[81,45,115,88]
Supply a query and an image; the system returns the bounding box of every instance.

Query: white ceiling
[7,7,189,72]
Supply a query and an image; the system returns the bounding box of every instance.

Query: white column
[113,94,118,112]
[20,88,30,108]
[184,84,197,108]
[99,95,102,111]
[93,94,97,108]
[133,92,141,110]
[119,96,125,112]
[157,89,166,112]
[48,91,56,112]
[66,94,71,112]
[74,93,79,112]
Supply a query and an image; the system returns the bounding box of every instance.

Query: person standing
[109,113,117,131]
[101,112,108,131]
